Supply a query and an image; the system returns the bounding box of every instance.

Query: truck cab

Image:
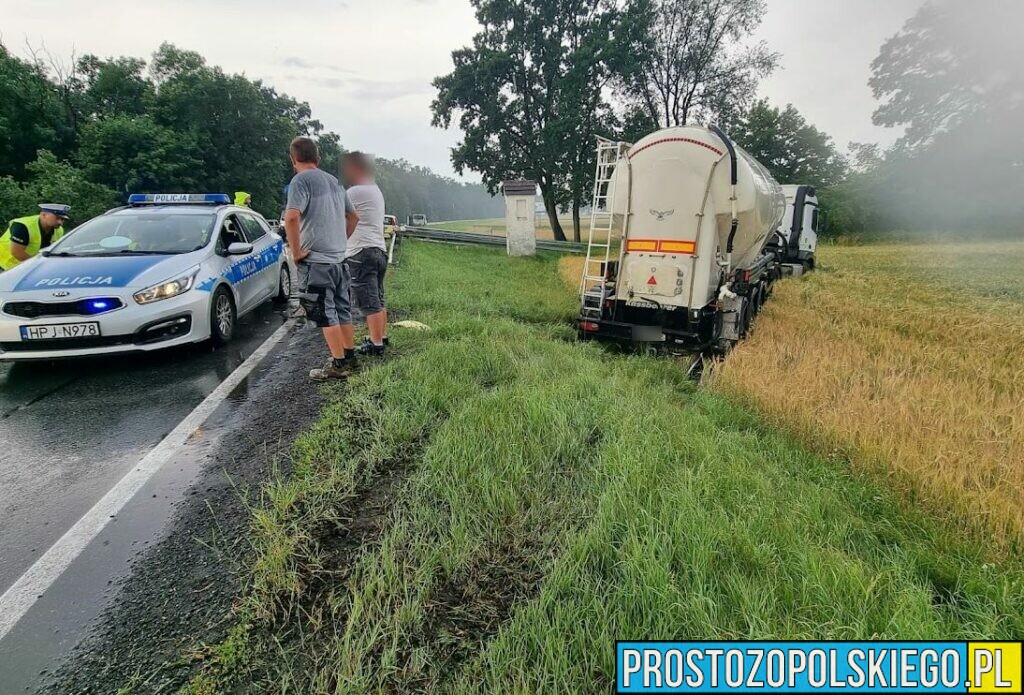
[774,185,819,270]
[408,214,427,226]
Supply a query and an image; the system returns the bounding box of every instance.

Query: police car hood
[0,252,204,295]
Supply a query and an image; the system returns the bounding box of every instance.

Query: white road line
[0,319,295,641]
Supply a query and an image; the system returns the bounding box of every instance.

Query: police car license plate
[20,322,101,340]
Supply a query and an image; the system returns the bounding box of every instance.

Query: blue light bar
[127,193,231,206]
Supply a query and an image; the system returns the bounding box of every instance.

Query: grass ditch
[178,240,1024,694]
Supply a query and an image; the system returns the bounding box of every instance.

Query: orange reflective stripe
[625,239,658,252]
[658,240,696,254]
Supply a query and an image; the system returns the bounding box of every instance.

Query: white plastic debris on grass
[392,320,432,331]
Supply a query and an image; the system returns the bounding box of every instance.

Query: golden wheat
[560,242,1024,549]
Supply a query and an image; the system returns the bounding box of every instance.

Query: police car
[0,194,292,361]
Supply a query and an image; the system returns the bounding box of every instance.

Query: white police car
[0,194,292,361]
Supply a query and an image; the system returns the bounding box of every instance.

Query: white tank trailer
[578,125,791,352]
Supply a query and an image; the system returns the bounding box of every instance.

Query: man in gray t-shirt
[283,136,360,380]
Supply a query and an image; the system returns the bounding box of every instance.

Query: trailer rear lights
[625,239,696,254]
[580,321,600,332]
[626,239,658,252]
[658,240,696,254]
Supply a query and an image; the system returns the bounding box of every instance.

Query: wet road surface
[0,301,318,692]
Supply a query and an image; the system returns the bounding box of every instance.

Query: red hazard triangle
[647,275,658,285]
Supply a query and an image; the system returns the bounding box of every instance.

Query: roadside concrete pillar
[501,180,537,257]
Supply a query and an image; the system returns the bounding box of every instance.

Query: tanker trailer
[577,125,786,353]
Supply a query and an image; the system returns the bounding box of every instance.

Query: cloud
[278,56,353,74]
[280,56,313,69]
[285,73,432,102]
[345,77,433,102]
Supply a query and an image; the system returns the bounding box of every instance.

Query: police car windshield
[49,211,217,256]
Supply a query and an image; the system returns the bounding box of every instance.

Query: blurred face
[39,212,64,230]
[343,160,367,186]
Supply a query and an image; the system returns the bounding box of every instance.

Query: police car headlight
[134,268,199,305]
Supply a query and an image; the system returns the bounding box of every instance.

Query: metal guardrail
[400,226,588,254]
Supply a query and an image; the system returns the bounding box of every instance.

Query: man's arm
[283,209,307,262]
[284,178,309,262]
[8,222,31,261]
[343,189,359,237]
[10,242,30,262]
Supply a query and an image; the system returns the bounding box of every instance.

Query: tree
[731,99,848,188]
[1,40,503,229]
[870,0,1024,151]
[0,42,70,177]
[372,157,503,223]
[0,150,117,229]
[432,0,644,241]
[77,115,202,193]
[618,0,777,129]
[860,0,1024,233]
[76,55,153,118]
[149,43,325,218]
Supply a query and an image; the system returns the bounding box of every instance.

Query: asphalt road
[0,300,318,692]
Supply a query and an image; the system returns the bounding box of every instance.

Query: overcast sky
[1,0,922,179]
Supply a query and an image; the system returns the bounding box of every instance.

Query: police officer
[0,204,71,272]
[234,191,252,207]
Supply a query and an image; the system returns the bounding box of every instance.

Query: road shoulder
[43,328,326,694]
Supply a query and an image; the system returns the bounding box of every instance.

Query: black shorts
[345,247,387,313]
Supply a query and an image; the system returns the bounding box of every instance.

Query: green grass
[428,216,583,241]
[179,240,1024,694]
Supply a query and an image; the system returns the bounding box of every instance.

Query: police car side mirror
[227,242,254,255]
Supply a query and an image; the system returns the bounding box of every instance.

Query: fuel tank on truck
[609,126,785,310]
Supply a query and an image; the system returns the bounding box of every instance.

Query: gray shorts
[345,247,387,313]
[297,261,351,327]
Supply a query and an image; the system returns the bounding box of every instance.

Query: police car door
[215,214,260,312]
[237,213,279,305]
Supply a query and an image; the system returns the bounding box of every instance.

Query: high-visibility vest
[0,215,65,270]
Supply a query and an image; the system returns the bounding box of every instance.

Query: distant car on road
[383,214,400,238]
[0,193,292,361]
[408,213,427,226]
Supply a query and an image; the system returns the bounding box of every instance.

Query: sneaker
[310,358,356,380]
[355,337,386,356]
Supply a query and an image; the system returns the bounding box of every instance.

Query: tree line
[432,0,1023,240]
[0,41,501,229]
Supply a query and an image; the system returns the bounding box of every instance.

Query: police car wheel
[210,287,236,345]
[274,264,291,304]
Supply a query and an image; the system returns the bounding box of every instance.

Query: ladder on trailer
[579,137,631,317]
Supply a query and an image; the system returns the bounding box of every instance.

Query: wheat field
[562,241,1024,550]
